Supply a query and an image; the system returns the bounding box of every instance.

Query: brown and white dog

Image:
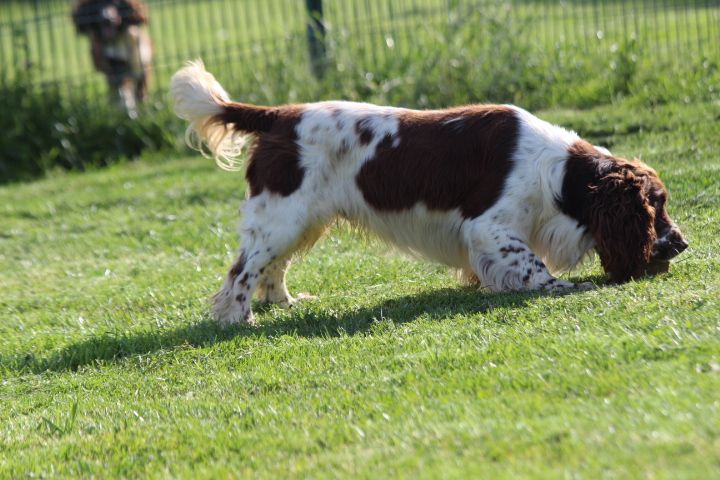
[171,61,687,325]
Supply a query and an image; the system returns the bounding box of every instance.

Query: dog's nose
[673,236,689,253]
[652,230,688,260]
[668,228,688,253]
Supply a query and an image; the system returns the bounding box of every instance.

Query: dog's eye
[652,194,666,210]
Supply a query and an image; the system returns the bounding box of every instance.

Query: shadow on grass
[8,283,600,375]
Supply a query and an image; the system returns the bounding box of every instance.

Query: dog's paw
[295,292,318,302]
[574,281,595,291]
[244,312,257,326]
[275,292,318,309]
[543,279,594,292]
[213,299,257,327]
[215,311,257,328]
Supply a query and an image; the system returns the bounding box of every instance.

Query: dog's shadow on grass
[12,281,603,374]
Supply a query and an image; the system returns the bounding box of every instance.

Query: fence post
[305,0,327,78]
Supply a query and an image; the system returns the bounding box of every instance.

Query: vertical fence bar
[255,0,270,95]
[660,0,672,62]
[0,22,6,73]
[709,0,720,58]
[0,10,9,73]
[674,0,684,61]
[640,0,651,58]
[350,0,366,67]
[387,0,402,57]
[190,0,204,60]
[681,0,690,58]
[44,0,61,101]
[150,0,167,97]
[268,0,288,70]
[374,0,384,57]
[65,0,84,104]
[571,0,582,54]
[30,0,43,93]
[209,0,222,72]
[576,0,586,53]
[178,0,195,67]
[382,0,394,61]
[235,0,256,94]
[363,0,378,68]
[620,0,629,54]
[222,0,237,82]
[219,0,235,85]
[7,2,18,75]
[257,0,274,79]
[694,0,703,56]
[547,0,555,50]
[592,0,601,55]
[206,0,221,68]
[632,0,641,52]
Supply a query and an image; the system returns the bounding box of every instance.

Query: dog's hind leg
[255,224,325,307]
[213,194,324,326]
[255,257,295,307]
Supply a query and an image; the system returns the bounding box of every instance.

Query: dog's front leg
[213,247,268,326]
[467,224,593,292]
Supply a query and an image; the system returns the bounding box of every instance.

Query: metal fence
[1,0,719,105]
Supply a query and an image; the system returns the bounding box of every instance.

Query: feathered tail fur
[170,60,279,170]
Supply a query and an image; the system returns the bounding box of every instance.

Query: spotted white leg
[468,225,593,292]
[213,192,329,325]
[213,245,270,326]
[213,195,317,325]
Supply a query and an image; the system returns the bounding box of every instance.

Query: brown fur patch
[217,103,280,133]
[355,119,375,145]
[244,106,305,197]
[355,105,520,218]
[228,252,247,280]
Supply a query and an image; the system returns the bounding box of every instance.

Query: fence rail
[1,0,719,107]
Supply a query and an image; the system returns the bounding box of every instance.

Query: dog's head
[563,141,687,282]
[588,157,687,281]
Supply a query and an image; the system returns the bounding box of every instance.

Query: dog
[73,0,152,117]
[171,61,688,325]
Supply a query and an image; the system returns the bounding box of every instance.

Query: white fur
[170,61,250,170]
[506,105,595,273]
[172,67,597,325]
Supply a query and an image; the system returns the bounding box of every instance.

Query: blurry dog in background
[72,0,152,118]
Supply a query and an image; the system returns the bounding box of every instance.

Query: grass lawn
[1,98,719,478]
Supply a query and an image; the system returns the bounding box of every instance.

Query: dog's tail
[170,60,278,170]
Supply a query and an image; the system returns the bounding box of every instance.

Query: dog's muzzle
[652,228,688,261]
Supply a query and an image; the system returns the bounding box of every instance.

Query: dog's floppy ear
[587,168,656,282]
